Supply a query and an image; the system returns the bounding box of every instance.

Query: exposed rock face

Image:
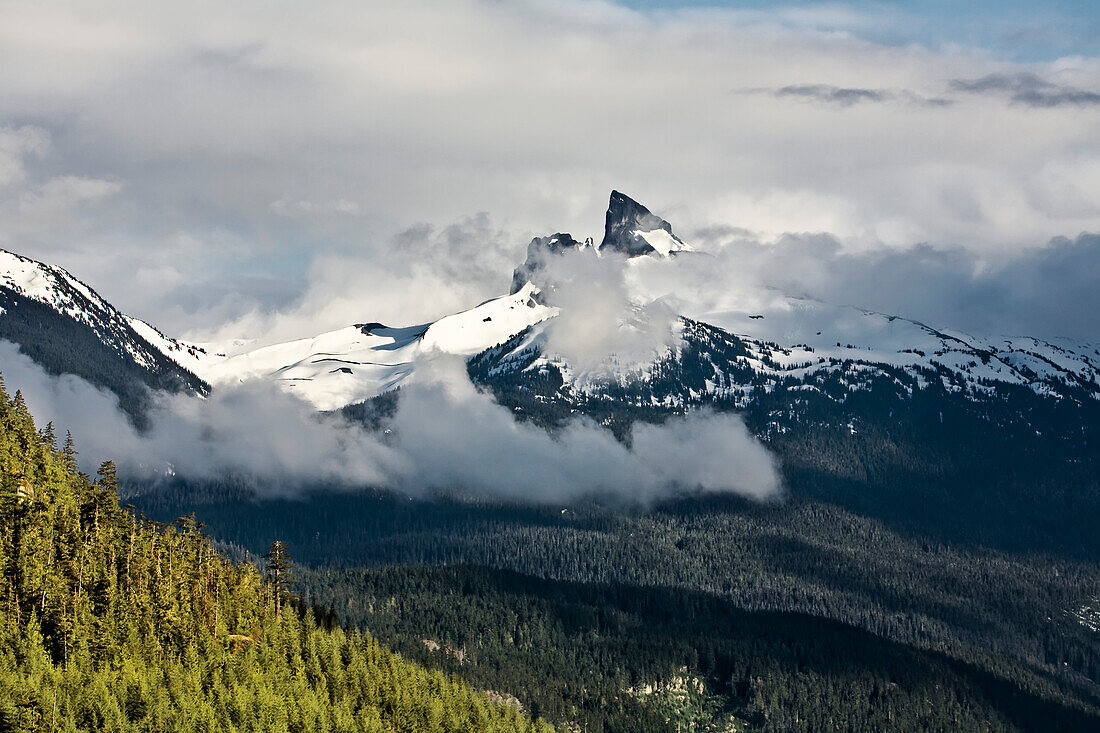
[509,232,586,294]
[509,191,691,294]
[599,190,687,257]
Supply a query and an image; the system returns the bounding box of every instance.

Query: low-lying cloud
[0,341,781,504]
[389,356,779,502]
[527,246,680,379]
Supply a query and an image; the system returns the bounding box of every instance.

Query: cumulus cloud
[0,341,782,504]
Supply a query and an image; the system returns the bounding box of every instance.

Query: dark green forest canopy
[0,377,553,733]
[302,564,1100,733]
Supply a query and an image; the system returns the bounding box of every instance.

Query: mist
[618,228,1100,341]
[532,246,680,379]
[0,341,782,504]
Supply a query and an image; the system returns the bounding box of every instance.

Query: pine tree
[262,540,294,621]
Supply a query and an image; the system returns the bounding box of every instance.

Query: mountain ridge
[0,192,1096,426]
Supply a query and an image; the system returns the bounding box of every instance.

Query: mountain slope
[0,249,209,420]
[0,385,551,733]
[200,282,554,410]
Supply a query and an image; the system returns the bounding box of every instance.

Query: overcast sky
[1,0,1098,342]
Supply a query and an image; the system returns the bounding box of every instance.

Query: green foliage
[133,486,1100,732]
[0,379,552,733]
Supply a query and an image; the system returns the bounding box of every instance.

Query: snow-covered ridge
[198,282,555,410]
[0,249,209,380]
[480,294,1100,409]
[125,316,223,378]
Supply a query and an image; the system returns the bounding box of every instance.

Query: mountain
[471,297,1100,417]
[1,191,1097,427]
[510,233,589,295]
[0,249,209,420]
[0,250,554,412]
[600,190,692,257]
[508,191,689,294]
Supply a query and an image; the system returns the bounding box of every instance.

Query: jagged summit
[509,191,690,294]
[509,233,589,294]
[600,190,690,257]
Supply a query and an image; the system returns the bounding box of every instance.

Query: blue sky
[620,1,1100,61]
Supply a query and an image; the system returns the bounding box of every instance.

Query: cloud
[0,341,782,504]
[269,197,362,217]
[0,124,49,188]
[758,84,951,108]
[775,84,888,106]
[0,340,401,491]
[388,355,780,502]
[625,228,1100,342]
[0,0,1097,342]
[950,73,1100,107]
[191,212,526,348]
[524,245,680,379]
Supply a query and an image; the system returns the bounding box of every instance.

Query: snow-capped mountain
[0,251,554,412]
[0,249,209,417]
[600,190,692,257]
[0,191,1096,426]
[471,302,1100,417]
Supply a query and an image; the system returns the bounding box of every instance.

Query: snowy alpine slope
[199,282,555,410]
[0,249,210,392]
[477,292,1100,409]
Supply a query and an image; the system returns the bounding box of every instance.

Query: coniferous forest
[0,379,552,733]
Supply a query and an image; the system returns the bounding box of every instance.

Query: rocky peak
[599,190,688,257]
[509,233,587,294]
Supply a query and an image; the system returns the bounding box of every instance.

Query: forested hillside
[0,378,551,733]
[302,565,1100,733]
[135,486,1100,732]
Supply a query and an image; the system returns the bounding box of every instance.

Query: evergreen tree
[262,539,294,620]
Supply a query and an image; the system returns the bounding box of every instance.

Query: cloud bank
[0,0,1098,347]
[0,341,781,504]
[622,229,1100,341]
